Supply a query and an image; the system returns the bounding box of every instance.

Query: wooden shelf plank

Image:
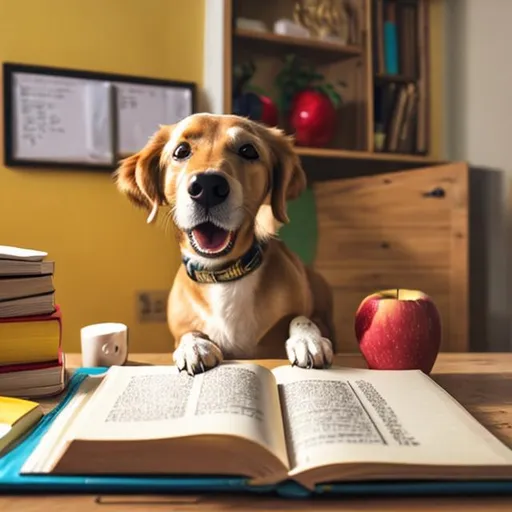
[234,28,362,59]
[295,146,440,164]
[374,73,418,84]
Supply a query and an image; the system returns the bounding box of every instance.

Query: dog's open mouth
[188,222,237,257]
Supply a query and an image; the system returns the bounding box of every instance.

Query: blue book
[2,364,512,498]
[384,20,399,74]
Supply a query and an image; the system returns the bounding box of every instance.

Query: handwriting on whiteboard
[115,83,192,154]
[16,75,76,149]
[12,73,113,164]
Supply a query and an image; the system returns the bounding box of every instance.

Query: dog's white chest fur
[204,269,261,357]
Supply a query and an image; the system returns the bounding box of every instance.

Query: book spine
[384,23,398,75]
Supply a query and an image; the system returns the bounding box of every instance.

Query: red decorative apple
[274,54,345,147]
[354,289,442,374]
[289,89,336,146]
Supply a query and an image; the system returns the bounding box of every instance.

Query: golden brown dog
[114,113,336,375]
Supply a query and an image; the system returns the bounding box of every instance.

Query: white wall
[444,0,512,351]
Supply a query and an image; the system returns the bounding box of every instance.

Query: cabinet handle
[422,187,445,198]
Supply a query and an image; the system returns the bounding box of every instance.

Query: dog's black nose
[188,173,230,208]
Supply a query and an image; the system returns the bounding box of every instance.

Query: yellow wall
[0,0,204,353]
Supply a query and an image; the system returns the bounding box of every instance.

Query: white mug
[80,322,129,367]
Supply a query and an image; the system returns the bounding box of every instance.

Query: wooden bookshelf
[295,145,438,164]
[213,0,434,167]
[234,28,362,60]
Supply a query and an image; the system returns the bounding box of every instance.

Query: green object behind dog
[279,187,317,265]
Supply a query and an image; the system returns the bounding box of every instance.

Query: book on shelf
[21,362,512,490]
[0,396,43,455]
[398,1,419,78]
[383,0,399,75]
[372,0,419,78]
[0,350,66,398]
[372,0,386,76]
[0,306,62,366]
[374,81,418,154]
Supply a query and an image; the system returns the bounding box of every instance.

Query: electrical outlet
[136,290,168,323]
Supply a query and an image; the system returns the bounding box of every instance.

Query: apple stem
[397,288,400,300]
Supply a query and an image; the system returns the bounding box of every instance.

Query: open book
[21,363,512,490]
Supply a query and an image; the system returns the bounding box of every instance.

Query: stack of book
[0,246,66,398]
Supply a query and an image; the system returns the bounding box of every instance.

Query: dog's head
[114,113,306,265]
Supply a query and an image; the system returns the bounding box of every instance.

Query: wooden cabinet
[313,162,469,353]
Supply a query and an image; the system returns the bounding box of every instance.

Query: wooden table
[1,352,512,512]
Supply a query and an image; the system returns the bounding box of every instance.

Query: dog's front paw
[173,333,223,376]
[286,316,333,369]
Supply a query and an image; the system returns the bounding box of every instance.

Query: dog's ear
[263,126,307,224]
[113,125,173,224]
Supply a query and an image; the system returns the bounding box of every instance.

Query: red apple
[289,89,337,147]
[354,289,442,374]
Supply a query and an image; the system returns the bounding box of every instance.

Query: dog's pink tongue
[193,223,230,251]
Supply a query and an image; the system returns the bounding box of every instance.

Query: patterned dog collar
[182,241,265,284]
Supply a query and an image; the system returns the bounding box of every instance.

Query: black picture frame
[3,62,197,171]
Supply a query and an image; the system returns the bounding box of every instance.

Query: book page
[63,363,289,469]
[21,375,104,473]
[272,365,512,475]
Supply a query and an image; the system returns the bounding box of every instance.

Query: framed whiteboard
[3,63,196,170]
[114,82,193,156]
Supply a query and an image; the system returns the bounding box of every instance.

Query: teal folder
[1,368,512,498]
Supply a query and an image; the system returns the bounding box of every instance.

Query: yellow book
[0,306,61,365]
[0,396,43,454]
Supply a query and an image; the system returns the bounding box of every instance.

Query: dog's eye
[238,144,259,160]
[173,142,191,160]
